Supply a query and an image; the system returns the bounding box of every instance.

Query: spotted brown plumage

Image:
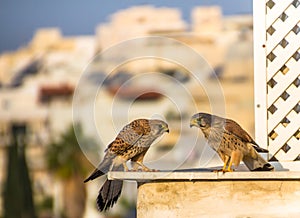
[84,119,169,211]
[190,112,274,172]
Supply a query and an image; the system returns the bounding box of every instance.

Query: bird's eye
[199,118,206,127]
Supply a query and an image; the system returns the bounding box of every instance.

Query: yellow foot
[212,169,234,173]
[222,169,234,174]
[212,169,224,173]
[142,168,159,172]
[128,168,159,172]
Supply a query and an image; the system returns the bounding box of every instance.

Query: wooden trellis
[254,0,300,163]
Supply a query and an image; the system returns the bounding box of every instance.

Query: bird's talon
[141,168,159,172]
[222,169,234,174]
[212,169,223,173]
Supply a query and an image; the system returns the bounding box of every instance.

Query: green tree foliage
[47,124,97,179]
[46,124,97,218]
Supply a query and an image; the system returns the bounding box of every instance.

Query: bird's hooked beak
[164,125,170,133]
[190,117,199,128]
[160,123,169,133]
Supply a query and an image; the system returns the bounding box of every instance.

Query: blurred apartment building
[0,5,254,217]
[96,6,187,51]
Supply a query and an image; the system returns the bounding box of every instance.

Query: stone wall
[108,171,300,218]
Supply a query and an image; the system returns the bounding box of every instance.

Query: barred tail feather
[97,179,123,211]
[84,153,116,183]
[253,144,269,153]
[97,165,124,211]
[84,169,105,183]
[243,153,274,171]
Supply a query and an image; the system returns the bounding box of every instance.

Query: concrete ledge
[108,170,300,217]
[108,170,300,181]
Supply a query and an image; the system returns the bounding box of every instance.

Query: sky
[0,0,252,53]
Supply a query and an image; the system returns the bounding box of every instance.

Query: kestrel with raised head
[84,118,169,211]
[190,112,274,172]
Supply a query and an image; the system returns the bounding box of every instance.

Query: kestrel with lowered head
[190,112,274,172]
[84,118,169,211]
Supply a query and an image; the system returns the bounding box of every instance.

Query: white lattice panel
[254,0,300,162]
